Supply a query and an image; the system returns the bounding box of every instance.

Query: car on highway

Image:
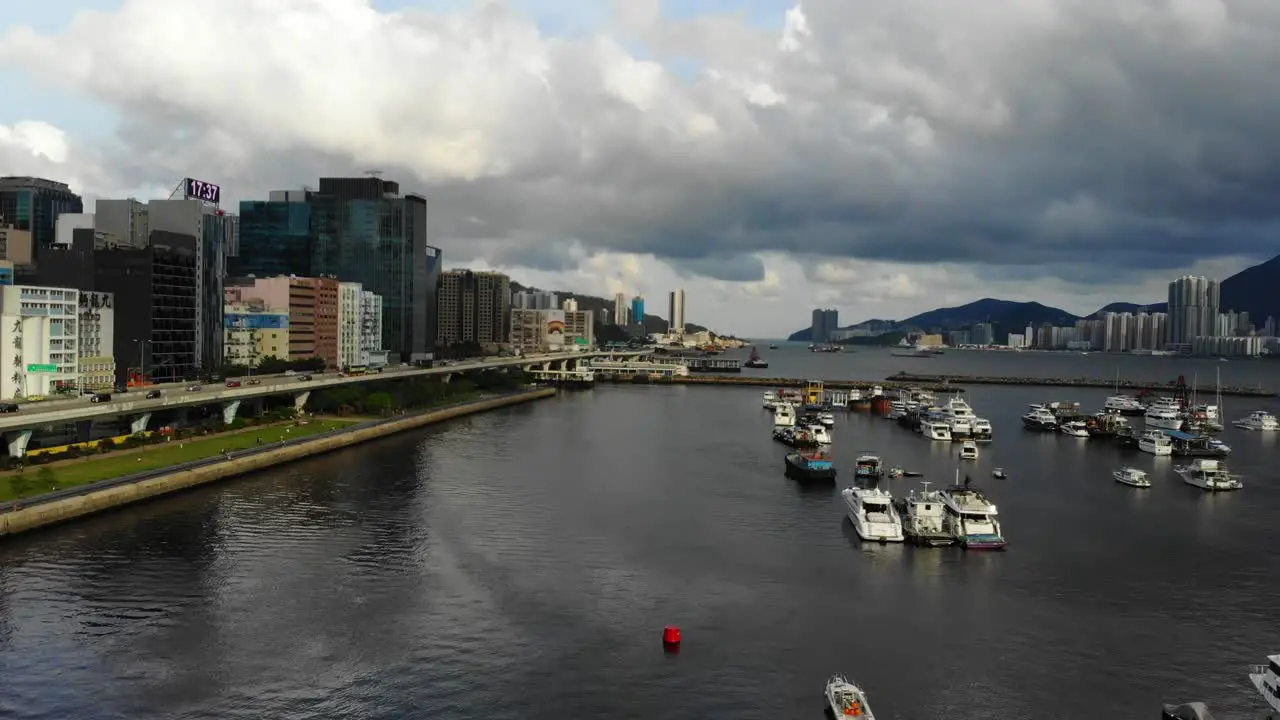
[297,374,313,381]
[89,393,112,403]
[226,380,242,388]
[247,379,262,386]
[146,389,162,399]
[186,384,203,392]
[0,403,19,413]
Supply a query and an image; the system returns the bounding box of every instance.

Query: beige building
[223,297,290,367]
[0,225,34,264]
[510,308,594,353]
[437,270,511,348]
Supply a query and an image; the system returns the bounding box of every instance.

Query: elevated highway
[1,349,649,456]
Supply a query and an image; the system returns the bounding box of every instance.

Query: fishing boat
[895,480,954,547]
[854,452,884,479]
[744,347,768,368]
[1112,467,1151,488]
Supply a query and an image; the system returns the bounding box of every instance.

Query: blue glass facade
[234,179,439,360]
[0,177,84,257]
[632,297,645,324]
[0,263,12,286]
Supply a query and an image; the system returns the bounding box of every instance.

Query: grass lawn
[0,419,356,503]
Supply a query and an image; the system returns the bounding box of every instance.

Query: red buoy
[662,625,682,646]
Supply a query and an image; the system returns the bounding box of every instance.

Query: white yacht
[1143,404,1182,430]
[843,487,905,543]
[1103,394,1145,415]
[854,453,884,479]
[1175,458,1242,491]
[825,675,876,720]
[940,478,1006,549]
[1021,404,1058,431]
[938,395,976,437]
[773,402,797,427]
[1112,467,1151,488]
[1137,430,1173,456]
[895,481,954,546]
[969,417,993,442]
[807,424,833,445]
[817,410,836,427]
[762,390,779,409]
[958,440,979,460]
[1059,420,1090,438]
[1248,654,1280,715]
[1233,410,1279,431]
[1189,404,1223,431]
[920,420,952,441]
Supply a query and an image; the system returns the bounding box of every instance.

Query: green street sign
[26,364,57,373]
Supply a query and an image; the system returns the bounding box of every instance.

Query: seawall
[0,388,556,539]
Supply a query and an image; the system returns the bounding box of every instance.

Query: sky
[2,0,1277,337]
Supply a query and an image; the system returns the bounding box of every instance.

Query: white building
[338,282,362,369]
[0,285,80,399]
[668,289,686,335]
[513,290,558,310]
[613,292,629,326]
[76,291,116,390]
[510,309,594,353]
[359,290,388,367]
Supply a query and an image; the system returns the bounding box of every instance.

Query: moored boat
[1021,404,1058,431]
[854,452,884,479]
[843,486,905,543]
[1112,466,1151,488]
[784,449,837,481]
[1248,653,1280,715]
[894,481,954,547]
[745,347,769,368]
[1175,458,1242,491]
[1233,410,1278,431]
[1138,430,1173,456]
[940,474,1006,549]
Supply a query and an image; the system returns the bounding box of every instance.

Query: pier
[682,358,742,373]
[529,368,596,388]
[889,372,1275,397]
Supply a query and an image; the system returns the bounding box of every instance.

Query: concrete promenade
[0,387,556,538]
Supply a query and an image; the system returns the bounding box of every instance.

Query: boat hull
[1021,418,1057,431]
[785,458,837,481]
[906,532,955,547]
[960,536,1007,550]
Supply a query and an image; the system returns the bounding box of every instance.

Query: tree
[364,392,394,415]
[8,472,32,500]
[35,466,56,491]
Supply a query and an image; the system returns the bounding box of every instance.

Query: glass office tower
[0,176,84,259]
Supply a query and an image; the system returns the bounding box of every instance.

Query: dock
[683,358,742,373]
[889,372,1275,397]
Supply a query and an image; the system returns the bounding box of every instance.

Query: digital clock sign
[184,177,221,204]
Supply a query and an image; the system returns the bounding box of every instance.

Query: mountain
[1219,254,1280,322]
[1089,302,1168,317]
[786,252,1280,340]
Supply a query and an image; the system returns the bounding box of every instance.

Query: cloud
[1,0,1277,335]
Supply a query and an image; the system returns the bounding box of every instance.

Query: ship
[745,347,769,368]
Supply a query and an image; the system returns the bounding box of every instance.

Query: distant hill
[787,252,1280,341]
[1219,254,1280,322]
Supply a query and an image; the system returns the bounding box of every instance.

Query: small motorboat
[887,466,905,478]
[826,674,876,718]
[1113,466,1151,488]
[958,440,979,460]
[991,468,1007,479]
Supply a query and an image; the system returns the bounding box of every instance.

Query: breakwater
[635,375,952,392]
[888,372,1274,397]
[0,388,555,538]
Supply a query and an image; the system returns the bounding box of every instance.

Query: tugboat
[784,448,837,481]
[744,347,769,368]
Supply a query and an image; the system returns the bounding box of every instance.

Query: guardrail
[0,389,541,515]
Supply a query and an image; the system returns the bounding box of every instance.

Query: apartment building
[0,284,80,398]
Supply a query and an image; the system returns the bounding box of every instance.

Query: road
[0,350,645,433]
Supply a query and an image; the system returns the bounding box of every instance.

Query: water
[1,354,1279,719]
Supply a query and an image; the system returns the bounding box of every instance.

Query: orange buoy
[662,625,681,646]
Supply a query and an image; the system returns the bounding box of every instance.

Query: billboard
[184,177,221,204]
[543,309,566,349]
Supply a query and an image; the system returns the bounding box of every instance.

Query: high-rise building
[668,289,686,335]
[811,309,838,343]
[437,270,511,348]
[613,292,629,326]
[0,176,84,259]
[1167,275,1220,347]
[0,224,34,265]
[513,290,558,309]
[970,322,994,346]
[95,199,150,248]
[223,295,289,368]
[235,179,438,360]
[147,199,232,372]
[338,282,363,369]
[631,295,645,325]
[359,290,387,367]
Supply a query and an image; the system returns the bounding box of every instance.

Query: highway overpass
[1,349,649,456]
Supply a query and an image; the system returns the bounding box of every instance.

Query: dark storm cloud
[7,0,1280,284]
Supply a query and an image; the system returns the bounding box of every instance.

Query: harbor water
[1,350,1278,719]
